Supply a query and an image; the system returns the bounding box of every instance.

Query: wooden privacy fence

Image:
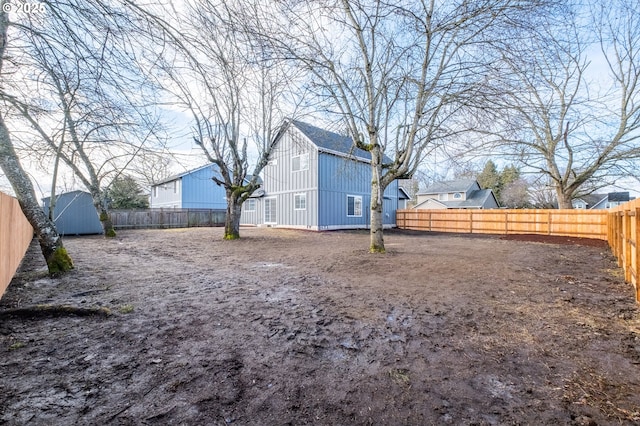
[396,209,608,240]
[608,199,640,303]
[109,208,226,230]
[0,191,33,299]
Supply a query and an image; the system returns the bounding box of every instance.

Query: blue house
[150,164,227,209]
[241,120,400,230]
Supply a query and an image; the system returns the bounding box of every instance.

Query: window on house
[454,193,462,199]
[438,193,447,201]
[292,153,309,172]
[294,193,306,210]
[245,199,256,212]
[347,195,362,217]
[264,198,277,223]
[153,187,158,198]
[173,180,178,193]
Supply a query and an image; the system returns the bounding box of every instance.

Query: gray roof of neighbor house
[418,179,477,195]
[608,192,630,202]
[442,189,496,208]
[576,193,607,208]
[291,120,373,161]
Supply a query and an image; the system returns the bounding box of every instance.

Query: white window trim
[294,193,306,211]
[244,199,256,212]
[347,194,363,217]
[264,197,277,224]
[292,153,309,172]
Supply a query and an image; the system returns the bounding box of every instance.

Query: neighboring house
[240,120,400,230]
[42,190,103,235]
[398,187,412,210]
[150,164,227,209]
[572,192,633,209]
[414,179,499,209]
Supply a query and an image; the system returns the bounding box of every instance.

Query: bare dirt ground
[1,227,639,425]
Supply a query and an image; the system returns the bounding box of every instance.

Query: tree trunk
[556,187,573,209]
[224,193,242,240]
[0,118,73,275]
[97,204,116,237]
[90,191,116,237]
[369,150,385,253]
[369,194,385,253]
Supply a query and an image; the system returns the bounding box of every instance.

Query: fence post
[624,211,632,282]
[503,212,507,235]
[469,211,473,233]
[617,212,624,266]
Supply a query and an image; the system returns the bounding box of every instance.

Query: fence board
[109,208,226,230]
[607,200,640,303]
[397,209,607,240]
[0,191,33,299]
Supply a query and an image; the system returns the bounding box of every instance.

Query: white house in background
[572,192,633,209]
[414,179,499,210]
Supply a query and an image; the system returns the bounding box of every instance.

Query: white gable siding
[151,178,182,208]
[243,126,319,228]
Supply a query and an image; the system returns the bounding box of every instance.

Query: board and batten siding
[151,165,227,210]
[182,166,227,209]
[151,178,182,208]
[242,127,320,228]
[240,198,262,226]
[317,153,398,229]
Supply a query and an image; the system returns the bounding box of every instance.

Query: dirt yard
[1,227,639,425]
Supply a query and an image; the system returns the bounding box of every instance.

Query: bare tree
[260,0,541,252]
[482,0,640,208]
[144,0,302,240]
[2,0,163,236]
[0,3,73,274]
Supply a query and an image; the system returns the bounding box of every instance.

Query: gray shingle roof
[418,179,477,195]
[443,189,495,208]
[291,120,372,160]
[576,193,607,208]
[608,192,630,202]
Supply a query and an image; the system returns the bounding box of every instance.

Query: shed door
[264,197,277,224]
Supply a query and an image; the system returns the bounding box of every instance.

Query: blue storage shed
[42,190,103,235]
